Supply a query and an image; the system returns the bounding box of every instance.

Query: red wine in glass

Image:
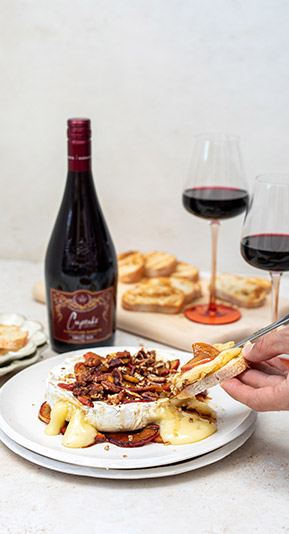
[182,134,248,325]
[183,187,249,220]
[240,174,289,322]
[241,234,289,272]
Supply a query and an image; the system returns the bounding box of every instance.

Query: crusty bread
[171,262,199,282]
[246,277,271,294]
[215,273,270,308]
[117,251,144,283]
[170,277,202,304]
[0,325,28,351]
[121,277,184,314]
[175,354,248,398]
[143,252,177,277]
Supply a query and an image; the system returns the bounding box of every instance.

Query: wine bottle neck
[68,137,91,172]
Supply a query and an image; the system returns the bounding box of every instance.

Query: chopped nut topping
[58,349,180,406]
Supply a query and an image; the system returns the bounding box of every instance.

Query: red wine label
[50,287,114,344]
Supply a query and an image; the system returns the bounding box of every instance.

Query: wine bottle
[45,118,117,353]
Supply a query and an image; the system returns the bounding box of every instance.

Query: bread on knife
[215,273,271,308]
[172,341,248,398]
[0,325,28,351]
[117,251,144,283]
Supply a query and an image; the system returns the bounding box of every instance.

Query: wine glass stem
[208,220,220,314]
[270,271,282,322]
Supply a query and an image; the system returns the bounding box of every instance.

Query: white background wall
[1,0,289,276]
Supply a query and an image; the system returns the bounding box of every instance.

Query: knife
[234,312,289,348]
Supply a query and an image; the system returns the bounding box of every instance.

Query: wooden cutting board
[33,278,289,353]
[117,279,289,353]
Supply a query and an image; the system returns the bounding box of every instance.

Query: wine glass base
[184,304,241,325]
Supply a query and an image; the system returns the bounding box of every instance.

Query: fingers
[237,368,285,388]
[221,375,289,411]
[249,361,287,377]
[243,326,289,363]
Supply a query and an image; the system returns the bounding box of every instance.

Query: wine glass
[240,174,289,322]
[183,133,249,324]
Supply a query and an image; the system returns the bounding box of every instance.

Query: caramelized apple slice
[94,431,106,444]
[38,402,51,424]
[105,424,160,447]
[170,359,180,371]
[181,343,220,371]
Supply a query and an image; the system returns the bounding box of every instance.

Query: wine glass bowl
[240,174,289,322]
[183,134,249,325]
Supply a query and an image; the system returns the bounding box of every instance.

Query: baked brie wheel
[39,348,217,449]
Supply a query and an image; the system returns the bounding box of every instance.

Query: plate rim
[0,420,257,479]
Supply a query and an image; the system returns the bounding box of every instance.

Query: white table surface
[0,260,289,534]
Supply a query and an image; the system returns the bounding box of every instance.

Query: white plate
[0,420,257,479]
[0,346,254,470]
[0,313,47,365]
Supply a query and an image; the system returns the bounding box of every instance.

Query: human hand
[221,327,289,411]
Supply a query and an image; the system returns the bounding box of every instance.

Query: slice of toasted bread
[0,325,28,351]
[117,251,145,283]
[170,277,202,304]
[175,353,248,398]
[215,273,270,308]
[143,252,177,277]
[246,277,271,294]
[121,277,184,314]
[171,262,199,282]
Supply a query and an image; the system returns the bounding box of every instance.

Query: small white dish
[0,313,47,366]
[0,344,47,377]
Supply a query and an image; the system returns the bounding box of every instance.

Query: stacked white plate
[0,346,257,479]
[0,313,48,377]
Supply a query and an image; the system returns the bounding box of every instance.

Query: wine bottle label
[50,287,114,344]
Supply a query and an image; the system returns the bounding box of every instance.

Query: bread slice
[144,252,177,277]
[215,273,270,308]
[170,277,202,304]
[117,251,144,283]
[246,277,271,294]
[172,341,248,398]
[0,325,28,351]
[121,277,184,314]
[171,262,199,282]
[175,354,248,398]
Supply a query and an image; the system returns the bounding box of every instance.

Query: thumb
[243,326,289,363]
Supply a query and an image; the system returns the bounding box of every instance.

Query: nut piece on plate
[0,325,28,350]
[171,262,199,282]
[170,277,202,304]
[144,252,177,277]
[117,251,145,283]
[121,277,184,313]
[215,273,271,308]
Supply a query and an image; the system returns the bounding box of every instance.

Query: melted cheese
[152,403,216,445]
[45,398,216,448]
[62,410,97,448]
